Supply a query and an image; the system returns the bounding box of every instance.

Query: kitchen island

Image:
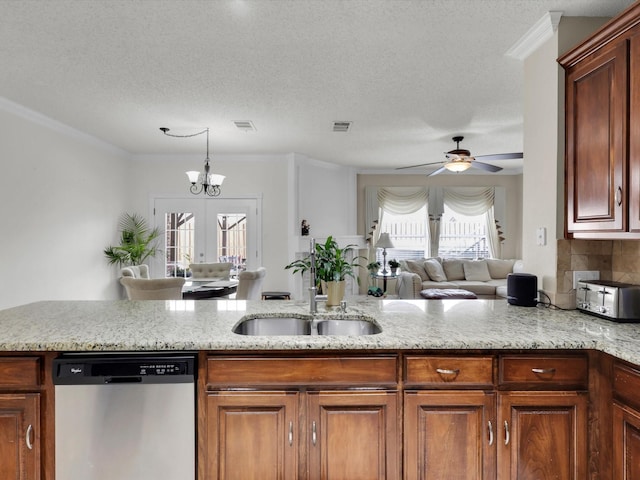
[0,298,636,361]
[1,298,639,479]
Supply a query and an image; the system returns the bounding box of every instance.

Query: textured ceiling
[0,0,634,172]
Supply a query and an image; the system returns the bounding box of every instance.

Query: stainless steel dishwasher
[53,352,196,480]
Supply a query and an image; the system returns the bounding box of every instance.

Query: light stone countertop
[0,298,638,364]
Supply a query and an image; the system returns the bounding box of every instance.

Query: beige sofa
[396,257,524,299]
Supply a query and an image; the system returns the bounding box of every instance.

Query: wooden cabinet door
[206,391,299,480]
[629,33,640,232]
[613,402,640,479]
[306,391,399,480]
[497,391,587,480]
[565,40,628,234]
[404,391,496,480]
[0,394,40,480]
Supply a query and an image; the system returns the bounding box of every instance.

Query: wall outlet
[572,270,600,289]
[535,227,546,246]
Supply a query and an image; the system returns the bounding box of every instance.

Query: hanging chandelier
[159,127,225,197]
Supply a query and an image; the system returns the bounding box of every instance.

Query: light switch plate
[572,270,600,289]
[536,227,546,246]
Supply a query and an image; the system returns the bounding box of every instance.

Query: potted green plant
[388,259,400,275]
[103,213,161,267]
[285,236,363,306]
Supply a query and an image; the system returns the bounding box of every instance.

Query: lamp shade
[376,233,394,249]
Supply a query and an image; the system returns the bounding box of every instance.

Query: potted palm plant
[103,213,161,267]
[285,236,363,306]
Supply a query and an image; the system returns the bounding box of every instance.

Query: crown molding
[0,96,130,158]
[506,11,563,61]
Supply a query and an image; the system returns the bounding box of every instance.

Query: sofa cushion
[463,260,491,281]
[486,259,516,279]
[452,280,497,296]
[424,258,447,282]
[442,258,466,280]
[420,280,459,290]
[404,259,430,282]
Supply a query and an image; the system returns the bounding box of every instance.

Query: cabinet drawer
[499,355,588,388]
[614,363,640,410]
[207,355,398,389]
[0,357,40,388]
[404,356,494,388]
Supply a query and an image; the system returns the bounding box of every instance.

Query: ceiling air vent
[332,121,352,133]
[233,120,256,132]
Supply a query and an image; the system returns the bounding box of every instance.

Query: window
[378,205,428,262]
[165,213,194,277]
[379,201,491,260]
[438,205,488,259]
[217,213,247,269]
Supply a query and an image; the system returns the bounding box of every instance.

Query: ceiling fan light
[444,161,472,173]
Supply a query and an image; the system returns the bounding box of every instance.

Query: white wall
[0,100,130,309]
[521,17,608,297]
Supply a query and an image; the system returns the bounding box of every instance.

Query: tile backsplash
[555,239,640,308]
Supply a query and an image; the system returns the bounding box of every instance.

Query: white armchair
[189,263,233,281]
[120,265,150,279]
[120,277,185,300]
[235,267,267,300]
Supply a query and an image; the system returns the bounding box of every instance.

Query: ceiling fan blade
[472,161,503,173]
[396,161,445,170]
[474,152,523,161]
[428,166,448,177]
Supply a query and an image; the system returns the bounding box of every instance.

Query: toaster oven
[576,280,640,322]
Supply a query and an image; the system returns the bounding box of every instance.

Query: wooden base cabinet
[204,355,400,480]
[497,391,588,480]
[404,391,496,480]
[0,394,40,480]
[613,402,640,480]
[306,391,399,480]
[206,391,299,480]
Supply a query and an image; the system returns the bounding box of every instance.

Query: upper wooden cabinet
[559,3,640,238]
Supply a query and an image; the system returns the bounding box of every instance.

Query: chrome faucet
[309,238,318,313]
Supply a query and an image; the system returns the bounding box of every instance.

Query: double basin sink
[233,315,381,336]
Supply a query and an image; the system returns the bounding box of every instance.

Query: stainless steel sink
[233,317,311,336]
[233,316,381,336]
[316,319,381,335]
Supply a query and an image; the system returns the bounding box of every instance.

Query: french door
[152,197,261,278]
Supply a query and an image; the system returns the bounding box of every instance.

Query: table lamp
[376,233,395,274]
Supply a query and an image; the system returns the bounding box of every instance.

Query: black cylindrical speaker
[507,273,538,307]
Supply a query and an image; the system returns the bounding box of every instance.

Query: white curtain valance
[377,187,428,215]
[444,187,494,216]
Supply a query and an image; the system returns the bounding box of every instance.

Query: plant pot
[323,280,346,306]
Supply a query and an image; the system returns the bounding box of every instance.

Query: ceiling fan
[397,136,523,176]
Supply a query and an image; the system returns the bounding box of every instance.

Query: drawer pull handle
[488,421,494,446]
[531,367,556,375]
[504,420,510,446]
[26,424,33,450]
[436,368,460,376]
[288,421,293,446]
[312,421,317,446]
